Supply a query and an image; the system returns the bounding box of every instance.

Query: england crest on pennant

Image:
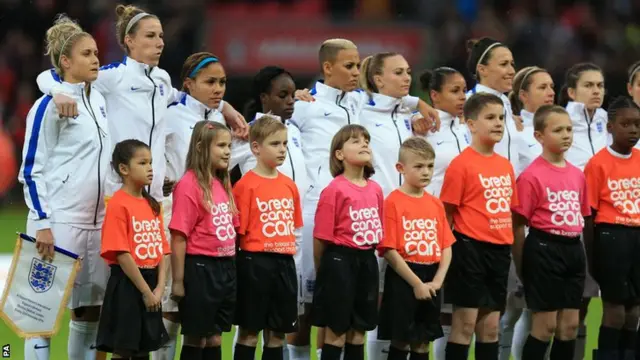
[28,258,57,293]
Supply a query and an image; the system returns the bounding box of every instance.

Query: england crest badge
[159,84,165,96]
[28,258,57,293]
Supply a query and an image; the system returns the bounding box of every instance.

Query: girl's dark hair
[607,96,640,123]
[329,125,375,179]
[111,139,160,216]
[508,66,548,115]
[466,37,506,80]
[419,67,460,93]
[180,52,221,93]
[243,66,293,120]
[628,61,640,85]
[558,62,602,107]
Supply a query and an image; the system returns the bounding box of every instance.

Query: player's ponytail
[466,37,505,81]
[359,52,398,95]
[114,4,157,53]
[420,67,460,103]
[141,188,161,216]
[45,14,90,77]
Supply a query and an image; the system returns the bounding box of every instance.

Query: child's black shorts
[180,255,236,337]
[311,244,379,335]
[96,265,168,357]
[522,228,585,312]
[378,262,443,344]
[235,251,298,333]
[593,224,640,305]
[444,231,511,311]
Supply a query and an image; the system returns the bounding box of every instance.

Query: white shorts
[161,197,179,313]
[301,209,316,304]
[27,220,109,309]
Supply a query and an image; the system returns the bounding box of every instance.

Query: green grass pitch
[0,204,602,359]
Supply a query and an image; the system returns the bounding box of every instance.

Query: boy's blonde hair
[185,120,236,213]
[249,115,287,145]
[399,137,435,163]
[319,39,357,67]
[329,124,375,179]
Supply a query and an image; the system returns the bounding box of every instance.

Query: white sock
[433,325,451,360]
[67,320,98,360]
[574,324,587,360]
[288,345,310,360]
[25,337,50,360]
[511,309,532,360]
[151,318,180,360]
[232,326,239,357]
[316,348,322,360]
[498,307,521,360]
[282,337,290,360]
[366,327,389,360]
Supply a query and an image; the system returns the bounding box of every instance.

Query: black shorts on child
[378,262,443,344]
[235,251,298,333]
[593,224,640,305]
[311,244,379,335]
[96,265,168,357]
[445,231,511,311]
[522,228,585,312]
[179,255,236,336]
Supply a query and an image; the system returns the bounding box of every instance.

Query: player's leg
[499,291,524,360]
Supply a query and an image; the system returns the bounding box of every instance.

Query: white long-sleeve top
[164,92,225,181]
[467,84,522,175]
[230,113,309,202]
[424,109,470,197]
[516,109,543,174]
[564,101,608,171]
[36,57,228,201]
[360,93,414,197]
[18,82,110,230]
[289,81,420,207]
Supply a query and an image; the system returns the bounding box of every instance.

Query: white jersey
[290,81,419,207]
[36,57,228,201]
[516,110,542,174]
[230,113,309,201]
[424,110,470,197]
[18,82,110,230]
[467,84,522,175]
[165,92,225,181]
[360,93,414,197]
[564,101,608,170]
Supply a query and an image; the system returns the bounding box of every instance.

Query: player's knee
[345,329,365,345]
[409,342,428,353]
[556,319,579,340]
[184,336,206,348]
[476,322,499,342]
[457,319,477,340]
[205,335,222,347]
[238,329,260,347]
[266,331,285,347]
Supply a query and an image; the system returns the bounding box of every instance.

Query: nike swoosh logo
[131,86,141,91]
[375,123,383,127]
[528,144,536,148]
[324,112,331,116]
[190,126,195,129]
[437,141,445,145]
[34,345,50,349]
[89,345,97,350]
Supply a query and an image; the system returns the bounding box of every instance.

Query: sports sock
[387,346,408,360]
[432,325,451,360]
[550,339,575,360]
[263,347,284,360]
[25,337,51,360]
[444,342,469,360]
[234,344,257,360]
[180,345,203,360]
[344,343,364,360]
[366,328,389,360]
[522,335,549,360]
[321,344,342,360]
[409,351,428,360]
[512,309,532,360]
[287,345,310,360]
[498,307,520,360]
[574,324,586,360]
[67,320,98,360]
[475,341,498,360]
[202,346,222,360]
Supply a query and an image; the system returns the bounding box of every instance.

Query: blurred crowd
[1,0,640,200]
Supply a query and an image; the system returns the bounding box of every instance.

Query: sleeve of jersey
[292,184,304,229]
[313,186,337,242]
[379,197,399,253]
[438,201,456,249]
[92,62,125,95]
[100,202,131,262]
[168,180,200,238]
[288,101,309,132]
[439,160,465,206]
[232,181,251,235]
[36,70,63,96]
[511,175,536,219]
[18,98,57,230]
[583,160,600,211]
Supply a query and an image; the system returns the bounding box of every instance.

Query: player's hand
[413,283,432,300]
[514,115,524,132]
[412,105,441,135]
[222,106,249,140]
[162,177,176,197]
[35,229,55,261]
[171,281,185,302]
[294,89,314,102]
[424,282,439,297]
[153,285,164,302]
[53,93,78,118]
[143,290,161,312]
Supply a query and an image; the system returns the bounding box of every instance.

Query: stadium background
[1,0,636,357]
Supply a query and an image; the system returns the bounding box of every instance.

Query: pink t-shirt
[314,175,384,249]
[512,157,591,237]
[169,170,239,257]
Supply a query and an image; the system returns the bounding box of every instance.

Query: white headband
[630,64,640,84]
[125,12,151,35]
[518,67,541,93]
[476,42,502,74]
[58,31,83,67]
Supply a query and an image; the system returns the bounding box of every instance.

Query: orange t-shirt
[233,171,303,254]
[101,190,170,267]
[379,190,455,264]
[584,148,640,226]
[440,147,519,245]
